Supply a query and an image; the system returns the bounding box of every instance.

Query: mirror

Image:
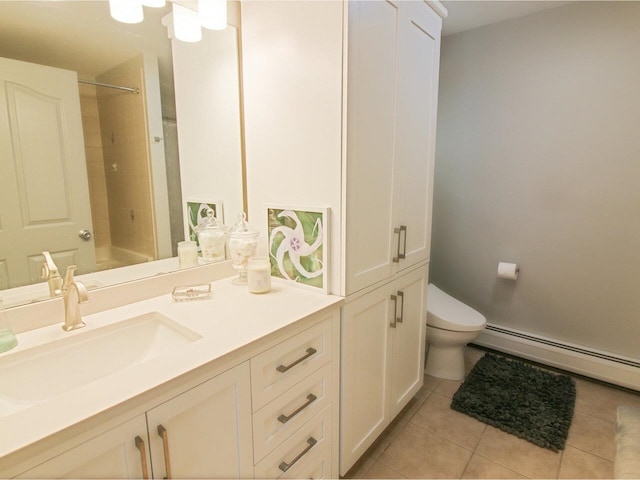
[0,1,244,308]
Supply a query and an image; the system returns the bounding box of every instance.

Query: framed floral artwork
[185,199,224,246]
[267,205,329,294]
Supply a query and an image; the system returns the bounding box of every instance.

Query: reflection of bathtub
[96,246,155,271]
[1,258,181,309]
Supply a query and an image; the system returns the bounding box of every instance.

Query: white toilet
[425,283,486,380]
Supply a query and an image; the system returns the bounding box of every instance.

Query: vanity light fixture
[199,0,227,31]
[109,0,144,24]
[172,3,202,42]
[110,0,227,41]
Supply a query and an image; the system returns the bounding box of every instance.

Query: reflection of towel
[615,405,640,479]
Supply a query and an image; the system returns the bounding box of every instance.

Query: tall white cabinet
[340,1,442,473]
[345,1,440,295]
[241,0,444,475]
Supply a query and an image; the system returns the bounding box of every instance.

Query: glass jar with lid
[226,212,259,284]
[195,208,227,263]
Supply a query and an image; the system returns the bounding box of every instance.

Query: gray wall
[431,1,640,359]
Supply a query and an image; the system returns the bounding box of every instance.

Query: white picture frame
[267,205,330,294]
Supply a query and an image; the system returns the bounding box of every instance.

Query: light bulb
[109,0,144,24]
[199,0,227,31]
[173,3,202,42]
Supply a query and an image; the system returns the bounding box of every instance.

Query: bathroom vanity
[0,275,342,479]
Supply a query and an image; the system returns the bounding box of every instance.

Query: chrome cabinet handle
[157,425,172,479]
[393,227,402,263]
[390,294,398,328]
[277,347,317,373]
[396,290,405,324]
[278,437,317,472]
[398,225,407,260]
[134,436,150,480]
[278,394,318,424]
[392,225,407,262]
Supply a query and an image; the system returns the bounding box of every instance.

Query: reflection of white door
[0,57,96,289]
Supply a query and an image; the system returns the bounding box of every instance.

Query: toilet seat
[427,284,486,332]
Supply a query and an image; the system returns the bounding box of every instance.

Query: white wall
[432,2,640,359]
[241,1,344,294]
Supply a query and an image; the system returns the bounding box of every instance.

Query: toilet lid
[427,284,486,332]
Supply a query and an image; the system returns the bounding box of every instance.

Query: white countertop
[0,277,343,460]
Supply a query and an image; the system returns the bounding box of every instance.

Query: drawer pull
[276,347,317,373]
[278,437,317,472]
[134,436,150,480]
[278,393,318,424]
[157,424,173,479]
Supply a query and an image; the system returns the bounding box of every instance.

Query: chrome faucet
[41,251,63,297]
[61,266,89,331]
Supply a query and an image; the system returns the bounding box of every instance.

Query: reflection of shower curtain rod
[78,79,140,94]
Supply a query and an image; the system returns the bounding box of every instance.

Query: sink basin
[0,312,201,417]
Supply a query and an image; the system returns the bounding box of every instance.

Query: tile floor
[344,347,640,479]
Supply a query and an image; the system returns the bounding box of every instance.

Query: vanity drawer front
[253,363,332,462]
[253,405,332,479]
[282,444,332,480]
[251,318,332,410]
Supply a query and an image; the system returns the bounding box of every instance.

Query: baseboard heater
[475,323,640,391]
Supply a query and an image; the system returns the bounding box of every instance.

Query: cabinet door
[340,283,393,473]
[393,3,441,273]
[388,265,428,417]
[146,362,253,479]
[16,415,149,479]
[345,1,442,294]
[344,0,399,293]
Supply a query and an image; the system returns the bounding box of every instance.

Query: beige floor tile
[433,379,463,398]
[461,454,527,479]
[574,378,628,422]
[362,460,406,479]
[366,394,429,461]
[475,425,561,479]
[344,456,376,479]
[421,374,442,396]
[566,410,615,460]
[378,423,472,479]
[410,392,486,450]
[614,386,640,409]
[558,446,614,479]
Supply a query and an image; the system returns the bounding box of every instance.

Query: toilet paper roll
[497,262,519,280]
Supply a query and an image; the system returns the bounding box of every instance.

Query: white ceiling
[441,1,573,36]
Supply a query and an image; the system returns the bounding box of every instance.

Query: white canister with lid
[247,257,271,294]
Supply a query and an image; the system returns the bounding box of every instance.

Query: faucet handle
[41,251,60,278]
[41,263,51,280]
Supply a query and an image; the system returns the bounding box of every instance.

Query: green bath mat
[451,353,576,451]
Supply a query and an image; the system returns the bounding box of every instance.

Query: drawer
[251,318,333,410]
[253,363,332,462]
[282,444,331,480]
[253,405,332,479]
